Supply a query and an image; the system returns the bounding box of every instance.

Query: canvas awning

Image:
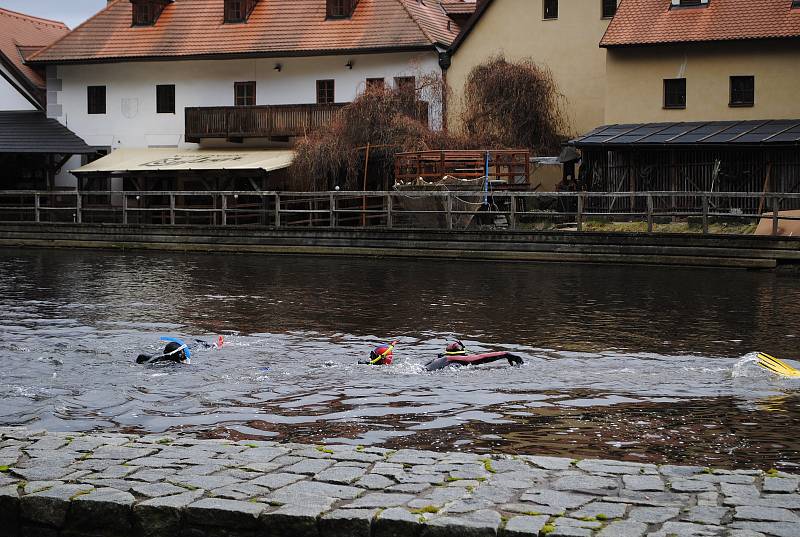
[72,148,295,175]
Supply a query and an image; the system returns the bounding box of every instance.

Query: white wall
[52,51,442,153]
[0,63,37,111]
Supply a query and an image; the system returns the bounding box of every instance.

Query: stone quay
[1,428,798,537]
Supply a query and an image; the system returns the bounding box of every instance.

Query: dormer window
[130,0,171,26]
[670,0,708,8]
[224,0,259,23]
[327,0,358,19]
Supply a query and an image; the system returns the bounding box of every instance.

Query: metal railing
[0,190,798,236]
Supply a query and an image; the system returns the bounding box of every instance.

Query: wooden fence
[0,190,798,235]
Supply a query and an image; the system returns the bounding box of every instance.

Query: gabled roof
[29,0,463,65]
[0,8,68,106]
[572,120,800,148]
[0,111,94,154]
[601,0,800,48]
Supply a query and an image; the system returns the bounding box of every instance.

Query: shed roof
[29,0,463,65]
[571,120,800,148]
[0,111,95,154]
[601,0,800,48]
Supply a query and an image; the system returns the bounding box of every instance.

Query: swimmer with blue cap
[136,335,223,365]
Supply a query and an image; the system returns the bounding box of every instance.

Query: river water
[1,248,800,469]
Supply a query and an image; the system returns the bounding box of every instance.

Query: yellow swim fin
[757,352,800,378]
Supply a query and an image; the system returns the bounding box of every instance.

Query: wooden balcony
[185,104,347,143]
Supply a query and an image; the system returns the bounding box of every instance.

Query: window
[234,81,256,106]
[793,0,800,8]
[87,86,106,115]
[663,78,686,109]
[131,1,168,26]
[156,84,175,114]
[225,0,244,21]
[224,0,257,22]
[394,76,416,95]
[366,78,385,91]
[316,80,335,104]
[730,76,754,107]
[543,0,558,19]
[602,0,617,18]
[327,0,355,18]
[671,0,705,7]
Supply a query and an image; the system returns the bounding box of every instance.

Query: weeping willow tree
[460,55,569,155]
[290,74,472,191]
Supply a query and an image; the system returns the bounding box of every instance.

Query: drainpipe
[437,48,451,132]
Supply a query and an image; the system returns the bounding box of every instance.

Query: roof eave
[28,44,440,66]
[601,35,800,48]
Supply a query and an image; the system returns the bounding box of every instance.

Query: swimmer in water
[358,341,397,366]
[136,336,223,365]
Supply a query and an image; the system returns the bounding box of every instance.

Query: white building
[27,0,473,189]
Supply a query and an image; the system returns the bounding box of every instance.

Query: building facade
[28,0,470,187]
[447,0,617,138]
[602,0,800,123]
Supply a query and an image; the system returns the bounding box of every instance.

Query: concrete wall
[50,51,441,151]
[447,0,614,140]
[0,63,37,111]
[605,40,800,124]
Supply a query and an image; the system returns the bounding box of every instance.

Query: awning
[72,148,295,175]
[0,111,95,154]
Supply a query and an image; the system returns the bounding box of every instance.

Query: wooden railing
[184,104,348,142]
[1,190,799,236]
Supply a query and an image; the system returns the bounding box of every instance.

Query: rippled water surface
[2,248,800,469]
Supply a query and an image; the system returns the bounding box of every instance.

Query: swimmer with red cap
[359,341,397,366]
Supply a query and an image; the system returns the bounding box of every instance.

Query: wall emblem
[121,98,139,119]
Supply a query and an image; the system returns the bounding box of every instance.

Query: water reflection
[1,248,799,469]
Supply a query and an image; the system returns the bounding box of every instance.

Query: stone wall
[0,429,798,537]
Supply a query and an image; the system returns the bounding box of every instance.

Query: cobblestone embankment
[1,429,799,537]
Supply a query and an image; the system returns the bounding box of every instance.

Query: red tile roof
[602,0,800,47]
[0,8,68,90]
[30,0,462,64]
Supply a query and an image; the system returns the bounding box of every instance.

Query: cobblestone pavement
[1,429,799,537]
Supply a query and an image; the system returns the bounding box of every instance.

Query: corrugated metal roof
[29,0,461,64]
[0,112,94,154]
[571,120,800,147]
[601,0,800,47]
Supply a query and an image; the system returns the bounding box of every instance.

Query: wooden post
[362,142,370,227]
[446,192,453,230]
[274,193,281,228]
[34,193,40,223]
[576,193,584,232]
[329,192,336,228]
[170,194,176,225]
[773,195,780,236]
[509,194,517,230]
[386,193,393,229]
[701,193,709,234]
[758,161,772,216]
[75,192,82,224]
[122,195,128,225]
[646,193,653,233]
[221,194,227,226]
